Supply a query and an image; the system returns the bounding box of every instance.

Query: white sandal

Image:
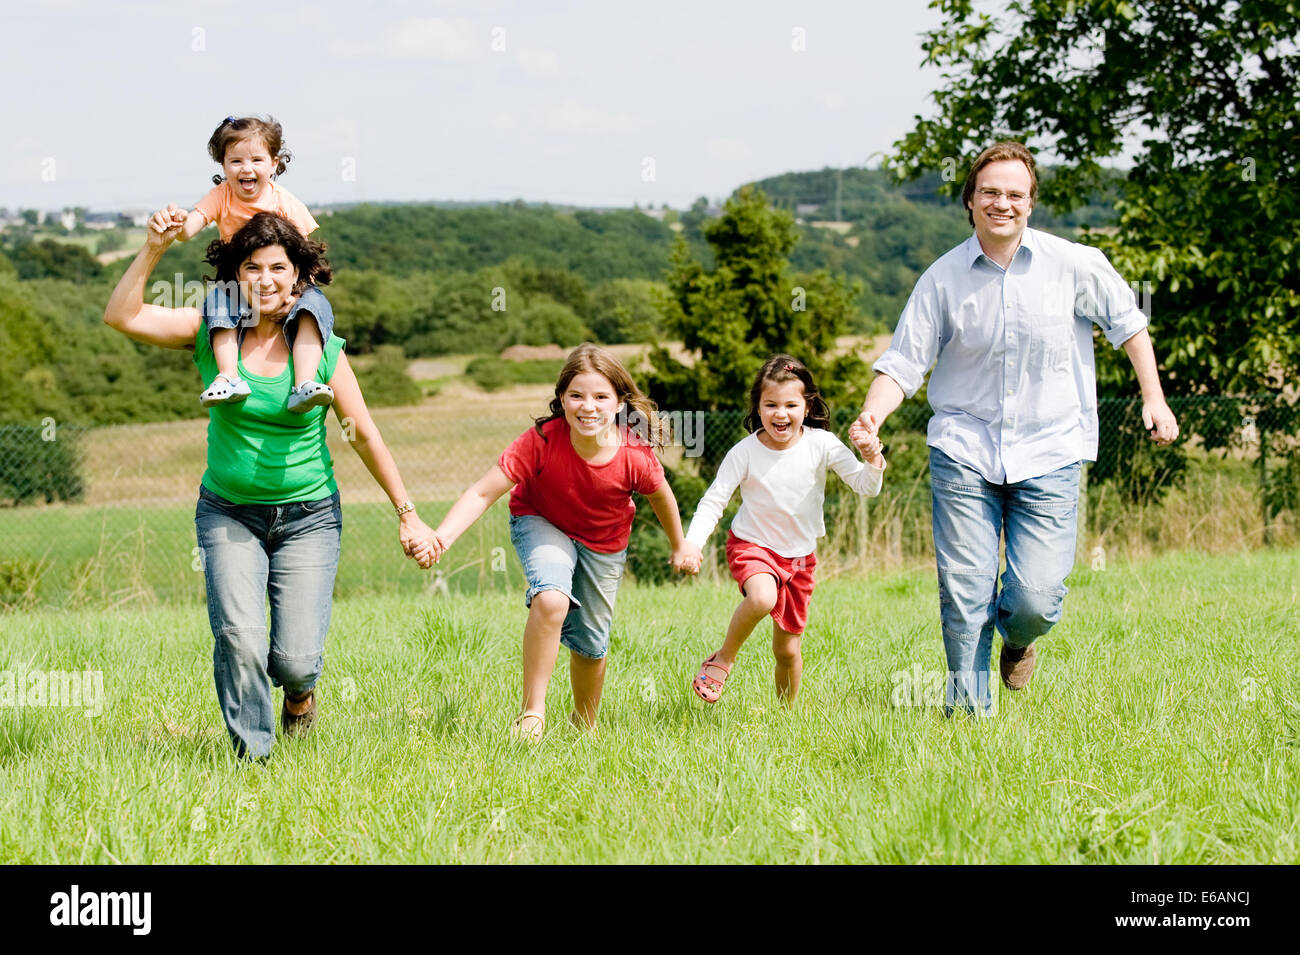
[199,374,251,407]
[287,380,334,413]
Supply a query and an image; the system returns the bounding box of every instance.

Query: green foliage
[352,345,423,407]
[644,186,869,423]
[588,278,666,343]
[465,357,564,392]
[500,301,589,349]
[327,271,434,352]
[890,0,1300,401]
[1089,399,1189,505]
[626,467,711,585]
[94,229,127,256]
[0,276,198,427]
[0,425,84,506]
[2,239,102,282]
[316,203,679,284]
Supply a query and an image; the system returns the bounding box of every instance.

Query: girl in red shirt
[414,344,696,739]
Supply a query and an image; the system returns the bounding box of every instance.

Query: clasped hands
[404,528,445,569]
[849,412,885,466]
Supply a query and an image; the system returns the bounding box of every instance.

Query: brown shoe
[281,690,317,738]
[999,642,1037,690]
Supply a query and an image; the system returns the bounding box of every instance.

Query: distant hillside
[744,165,1122,328]
[1,164,1125,427]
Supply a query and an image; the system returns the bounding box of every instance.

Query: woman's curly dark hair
[204,212,332,297]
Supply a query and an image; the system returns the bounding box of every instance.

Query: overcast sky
[2,0,948,212]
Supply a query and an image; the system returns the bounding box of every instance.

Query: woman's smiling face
[238,244,298,320]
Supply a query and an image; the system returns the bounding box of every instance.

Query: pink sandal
[692,651,733,704]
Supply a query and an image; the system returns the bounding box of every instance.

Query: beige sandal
[510,710,545,742]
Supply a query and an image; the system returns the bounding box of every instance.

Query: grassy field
[0,547,1296,864]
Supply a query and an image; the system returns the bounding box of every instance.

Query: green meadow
[1,547,1296,864]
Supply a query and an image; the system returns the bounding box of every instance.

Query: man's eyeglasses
[976,187,1030,205]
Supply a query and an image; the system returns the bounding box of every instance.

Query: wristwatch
[395,500,415,517]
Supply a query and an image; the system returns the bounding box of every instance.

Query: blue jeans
[194,484,342,757]
[929,448,1080,714]
[508,514,627,660]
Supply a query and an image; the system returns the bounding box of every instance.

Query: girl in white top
[680,355,886,704]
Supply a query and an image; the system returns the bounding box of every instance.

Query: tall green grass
[1,548,1296,863]
[0,499,515,608]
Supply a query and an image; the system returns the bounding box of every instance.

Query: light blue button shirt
[873,227,1148,484]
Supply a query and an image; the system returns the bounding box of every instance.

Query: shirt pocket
[1030,313,1075,379]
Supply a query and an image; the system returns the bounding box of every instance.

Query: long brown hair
[534,343,664,449]
[744,354,831,433]
[207,115,293,185]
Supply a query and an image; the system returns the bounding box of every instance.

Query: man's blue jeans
[195,485,341,758]
[929,448,1081,714]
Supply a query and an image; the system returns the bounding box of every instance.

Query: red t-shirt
[498,417,665,553]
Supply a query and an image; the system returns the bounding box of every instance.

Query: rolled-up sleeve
[1074,245,1149,349]
[872,271,942,398]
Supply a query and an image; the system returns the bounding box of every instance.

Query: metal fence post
[1258,416,1269,546]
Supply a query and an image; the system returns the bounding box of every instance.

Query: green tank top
[193,325,346,505]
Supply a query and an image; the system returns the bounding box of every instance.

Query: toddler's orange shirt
[194,180,319,240]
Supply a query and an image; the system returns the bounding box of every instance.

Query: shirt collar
[964,227,1037,270]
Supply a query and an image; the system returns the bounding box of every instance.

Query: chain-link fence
[1,395,1297,608]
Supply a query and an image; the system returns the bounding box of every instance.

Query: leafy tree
[4,239,103,282]
[353,344,422,406]
[502,300,589,348]
[890,0,1300,401]
[644,186,867,419]
[499,259,590,318]
[588,278,665,343]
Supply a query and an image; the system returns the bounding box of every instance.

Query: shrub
[0,425,85,506]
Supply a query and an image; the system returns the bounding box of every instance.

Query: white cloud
[383,17,479,61]
[815,92,846,111]
[516,46,559,76]
[529,99,641,134]
[490,112,517,130]
[706,137,753,162]
[326,37,377,58]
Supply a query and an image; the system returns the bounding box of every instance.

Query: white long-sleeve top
[686,428,884,559]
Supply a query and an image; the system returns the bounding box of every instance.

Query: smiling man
[859,141,1179,714]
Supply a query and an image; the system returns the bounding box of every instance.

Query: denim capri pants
[508,513,627,660]
[203,282,335,347]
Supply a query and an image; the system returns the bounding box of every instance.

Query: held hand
[849,419,883,457]
[1142,401,1179,446]
[671,542,702,576]
[399,513,436,557]
[856,410,880,435]
[409,532,446,569]
[146,205,185,249]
